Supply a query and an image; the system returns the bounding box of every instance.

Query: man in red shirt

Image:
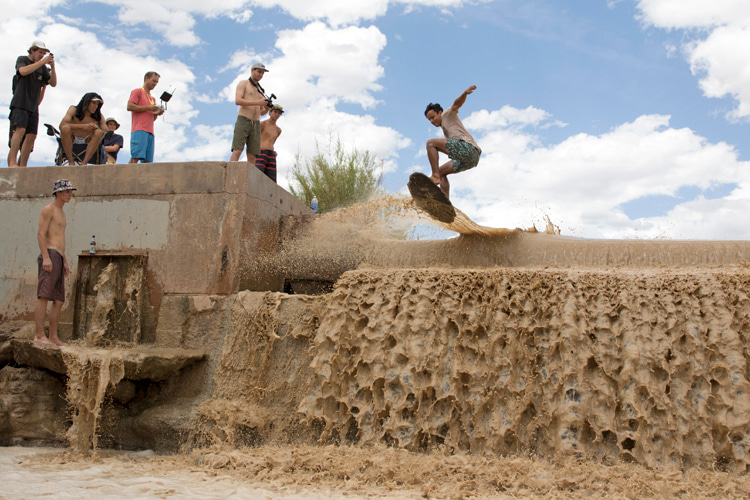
[127,71,164,163]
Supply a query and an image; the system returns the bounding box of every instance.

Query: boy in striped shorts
[255,105,283,183]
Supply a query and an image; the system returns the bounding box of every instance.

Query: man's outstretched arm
[452,85,477,111]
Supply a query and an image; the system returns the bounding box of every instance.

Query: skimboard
[408,172,456,224]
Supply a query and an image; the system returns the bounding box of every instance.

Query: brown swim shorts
[37,249,65,302]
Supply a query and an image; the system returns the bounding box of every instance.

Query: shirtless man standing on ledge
[34,179,75,346]
[230,62,270,164]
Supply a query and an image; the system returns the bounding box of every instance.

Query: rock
[11,339,67,374]
[119,348,207,381]
[112,379,137,405]
[10,340,206,381]
[0,334,12,365]
[0,366,68,446]
[1,322,34,365]
[118,400,200,452]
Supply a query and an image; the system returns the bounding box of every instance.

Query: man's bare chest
[73,115,98,124]
[244,83,264,99]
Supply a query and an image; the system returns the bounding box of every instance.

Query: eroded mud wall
[294,266,750,471]
[197,292,324,447]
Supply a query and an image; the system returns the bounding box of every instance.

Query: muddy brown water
[8,195,750,498]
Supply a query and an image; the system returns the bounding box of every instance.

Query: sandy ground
[3,445,750,499]
[0,447,348,500]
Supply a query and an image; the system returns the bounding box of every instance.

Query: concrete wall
[0,162,311,324]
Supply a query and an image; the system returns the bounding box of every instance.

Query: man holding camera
[230,62,270,164]
[127,71,164,163]
[7,40,57,167]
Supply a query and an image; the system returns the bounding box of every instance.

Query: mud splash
[62,264,130,455]
[262,195,750,292]
[196,292,323,448]
[257,194,522,285]
[85,262,143,345]
[62,348,125,455]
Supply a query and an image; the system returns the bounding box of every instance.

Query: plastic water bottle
[311,196,318,213]
[90,235,96,254]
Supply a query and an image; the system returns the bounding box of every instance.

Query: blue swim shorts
[130,130,155,163]
[446,139,481,173]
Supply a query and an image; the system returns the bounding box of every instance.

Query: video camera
[159,87,176,111]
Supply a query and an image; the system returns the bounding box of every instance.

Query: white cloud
[271,22,386,109]
[217,21,410,185]
[276,100,410,175]
[229,9,254,23]
[0,0,477,81]
[157,124,234,162]
[0,0,64,19]
[636,0,750,120]
[118,2,200,47]
[686,23,750,121]
[464,105,563,130]
[212,22,388,111]
[635,0,750,30]
[0,19,197,166]
[450,112,749,239]
[252,0,388,26]
[112,0,254,47]
[252,0,471,27]
[24,0,475,50]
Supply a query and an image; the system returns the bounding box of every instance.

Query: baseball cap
[52,179,77,195]
[30,40,50,53]
[251,63,269,72]
[105,117,120,129]
[271,105,284,113]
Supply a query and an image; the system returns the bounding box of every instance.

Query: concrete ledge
[0,163,311,324]
[11,340,206,380]
[1,162,232,198]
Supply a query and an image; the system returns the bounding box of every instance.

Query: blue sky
[2,0,750,239]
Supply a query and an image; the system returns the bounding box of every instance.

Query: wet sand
[3,445,750,499]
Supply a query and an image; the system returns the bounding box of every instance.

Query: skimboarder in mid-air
[423,85,482,200]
